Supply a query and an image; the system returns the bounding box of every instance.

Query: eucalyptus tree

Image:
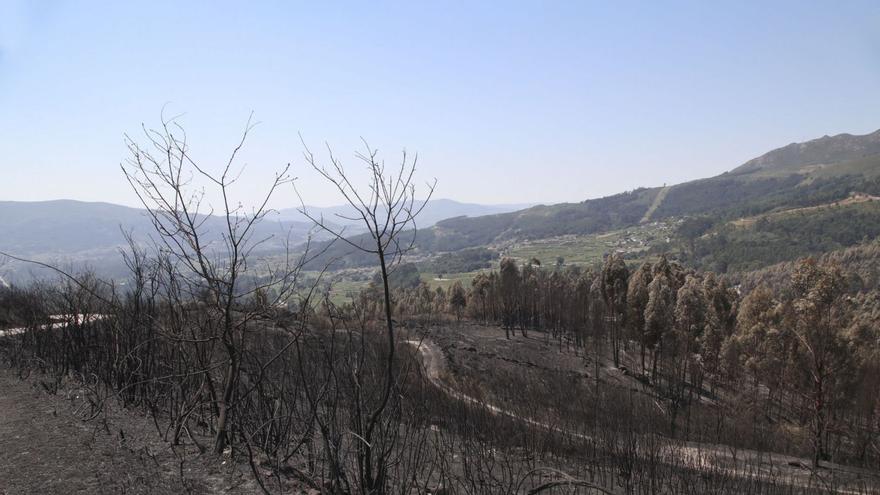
[626,261,653,374]
[600,253,629,367]
[787,259,855,467]
[730,284,787,417]
[699,273,735,390]
[671,274,708,433]
[468,272,495,324]
[674,275,707,386]
[499,257,521,339]
[449,281,467,321]
[644,258,676,382]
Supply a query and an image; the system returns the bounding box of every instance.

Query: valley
[5,5,880,493]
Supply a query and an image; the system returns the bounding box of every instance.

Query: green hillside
[430,130,880,251]
[674,199,880,273]
[307,128,880,272]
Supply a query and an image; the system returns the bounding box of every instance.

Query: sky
[1,1,880,209]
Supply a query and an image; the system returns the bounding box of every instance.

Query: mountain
[731,129,880,176]
[6,128,880,278]
[0,200,314,282]
[0,200,149,256]
[276,199,534,230]
[307,128,880,270]
[437,128,880,244]
[0,198,531,282]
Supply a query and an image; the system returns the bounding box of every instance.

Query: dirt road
[404,337,879,494]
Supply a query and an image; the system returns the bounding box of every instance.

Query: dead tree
[297,139,435,493]
[122,113,305,455]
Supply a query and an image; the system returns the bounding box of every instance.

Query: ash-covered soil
[0,369,259,495]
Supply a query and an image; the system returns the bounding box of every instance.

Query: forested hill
[277,198,534,230]
[309,128,880,269]
[731,129,880,176]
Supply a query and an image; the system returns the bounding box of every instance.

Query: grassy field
[503,221,675,267]
[326,278,367,305]
[312,221,678,303]
[419,271,480,290]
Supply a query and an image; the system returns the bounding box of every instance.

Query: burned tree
[499,257,521,339]
[121,113,305,455]
[449,280,467,321]
[297,139,435,493]
[601,253,629,368]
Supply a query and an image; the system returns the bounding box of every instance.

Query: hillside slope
[731,129,880,176]
[6,129,880,276]
[309,128,880,269]
[277,198,534,229]
[437,129,880,248]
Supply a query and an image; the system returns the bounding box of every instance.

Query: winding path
[405,338,589,440]
[404,337,878,494]
[2,320,875,492]
[0,314,104,338]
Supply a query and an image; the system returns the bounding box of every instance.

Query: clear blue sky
[2,1,879,209]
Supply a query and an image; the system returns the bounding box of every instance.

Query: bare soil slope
[417,323,880,493]
[0,370,257,495]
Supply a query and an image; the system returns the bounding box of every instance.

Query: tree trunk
[813,373,826,468]
[640,342,646,376]
[651,347,659,383]
[213,351,238,454]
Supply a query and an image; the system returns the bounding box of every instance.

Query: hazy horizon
[2,1,880,209]
[0,196,538,210]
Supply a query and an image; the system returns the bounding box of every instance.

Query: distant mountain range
[0,198,533,282]
[4,129,880,281]
[0,199,315,256]
[275,199,534,231]
[0,200,317,282]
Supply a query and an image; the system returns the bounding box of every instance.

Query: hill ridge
[732,128,880,175]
